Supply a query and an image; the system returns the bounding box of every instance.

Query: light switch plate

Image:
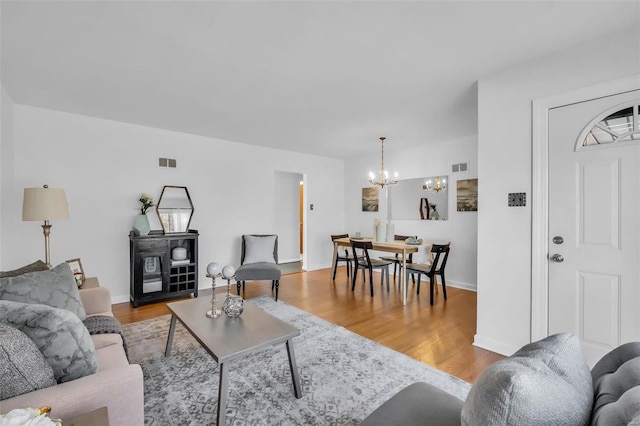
[508,192,526,207]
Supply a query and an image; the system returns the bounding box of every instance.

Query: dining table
[331,236,424,305]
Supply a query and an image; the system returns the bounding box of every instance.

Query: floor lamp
[22,185,69,268]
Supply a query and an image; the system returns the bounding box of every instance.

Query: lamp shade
[22,186,69,221]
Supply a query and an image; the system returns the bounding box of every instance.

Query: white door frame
[531,74,640,342]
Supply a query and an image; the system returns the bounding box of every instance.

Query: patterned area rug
[123,296,471,425]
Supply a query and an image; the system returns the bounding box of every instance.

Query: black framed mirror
[156,186,194,234]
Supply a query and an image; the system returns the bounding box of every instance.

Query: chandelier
[369,137,398,188]
[423,177,447,192]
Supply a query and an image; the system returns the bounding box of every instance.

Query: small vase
[385,221,395,242]
[133,214,151,235]
[375,222,385,241]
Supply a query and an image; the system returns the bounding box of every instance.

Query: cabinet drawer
[138,239,168,251]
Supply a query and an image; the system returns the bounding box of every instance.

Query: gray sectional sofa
[362,334,640,425]
[0,262,144,425]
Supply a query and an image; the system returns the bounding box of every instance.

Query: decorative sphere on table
[206,262,221,277]
[222,265,236,279]
[223,294,244,318]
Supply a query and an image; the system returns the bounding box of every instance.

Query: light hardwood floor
[113,267,504,383]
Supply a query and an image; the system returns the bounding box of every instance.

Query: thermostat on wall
[508,192,526,207]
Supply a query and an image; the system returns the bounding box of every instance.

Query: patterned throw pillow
[461,333,593,426]
[0,300,98,384]
[0,262,86,320]
[0,323,57,399]
[0,260,48,278]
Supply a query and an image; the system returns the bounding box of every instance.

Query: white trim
[473,334,520,356]
[531,74,640,342]
[111,295,130,304]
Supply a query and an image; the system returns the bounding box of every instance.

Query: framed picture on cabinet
[66,258,85,287]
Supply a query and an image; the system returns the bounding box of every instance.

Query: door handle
[550,254,564,263]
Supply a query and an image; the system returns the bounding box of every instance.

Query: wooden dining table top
[333,236,420,254]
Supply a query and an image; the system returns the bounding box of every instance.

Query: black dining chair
[331,234,360,280]
[350,239,394,297]
[405,243,450,305]
[380,234,418,283]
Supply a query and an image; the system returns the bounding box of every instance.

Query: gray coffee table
[165,296,302,425]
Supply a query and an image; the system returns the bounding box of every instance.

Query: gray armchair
[235,234,282,300]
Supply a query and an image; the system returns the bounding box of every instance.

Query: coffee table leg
[286,339,302,398]
[165,314,177,357]
[217,362,229,425]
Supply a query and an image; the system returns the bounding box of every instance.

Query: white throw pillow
[243,235,277,264]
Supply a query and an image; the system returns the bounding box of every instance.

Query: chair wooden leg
[346,260,351,278]
[369,267,374,297]
[332,262,338,280]
[429,276,435,306]
[351,268,358,291]
[441,274,447,300]
[386,267,390,292]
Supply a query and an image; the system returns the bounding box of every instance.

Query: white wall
[476,25,640,355]
[1,105,344,302]
[0,84,15,269]
[344,136,478,290]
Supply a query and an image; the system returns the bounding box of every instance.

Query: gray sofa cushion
[461,333,593,426]
[0,323,57,400]
[590,342,640,425]
[360,382,464,426]
[0,300,98,384]
[0,262,87,320]
[0,260,48,278]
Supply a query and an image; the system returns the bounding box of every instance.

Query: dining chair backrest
[394,234,417,241]
[429,243,450,274]
[331,233,349,242]
[350,239,373,267]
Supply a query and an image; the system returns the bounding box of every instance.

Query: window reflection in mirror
[391,176,448,220]
[156,186,194,233]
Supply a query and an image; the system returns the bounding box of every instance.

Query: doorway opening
[274,171,306,272]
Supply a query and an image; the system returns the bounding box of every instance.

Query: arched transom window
[579,102,640,149]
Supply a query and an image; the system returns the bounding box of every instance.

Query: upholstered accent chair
[235,234,282,300]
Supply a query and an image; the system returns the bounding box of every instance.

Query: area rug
[123,296,471,425]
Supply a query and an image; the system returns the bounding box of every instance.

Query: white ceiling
[2,1,638,159]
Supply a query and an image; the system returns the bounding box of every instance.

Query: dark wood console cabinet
[129,230,198,307]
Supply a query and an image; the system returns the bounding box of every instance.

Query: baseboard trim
[111,294,130,305]
[473,334,520,356]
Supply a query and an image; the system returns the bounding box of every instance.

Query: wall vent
[452,162,469,173]
[159,158,177,168]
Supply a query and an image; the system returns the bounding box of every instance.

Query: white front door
[548,90,640,366]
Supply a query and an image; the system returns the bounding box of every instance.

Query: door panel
[548,89,640,366]
[578,159,619,248]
